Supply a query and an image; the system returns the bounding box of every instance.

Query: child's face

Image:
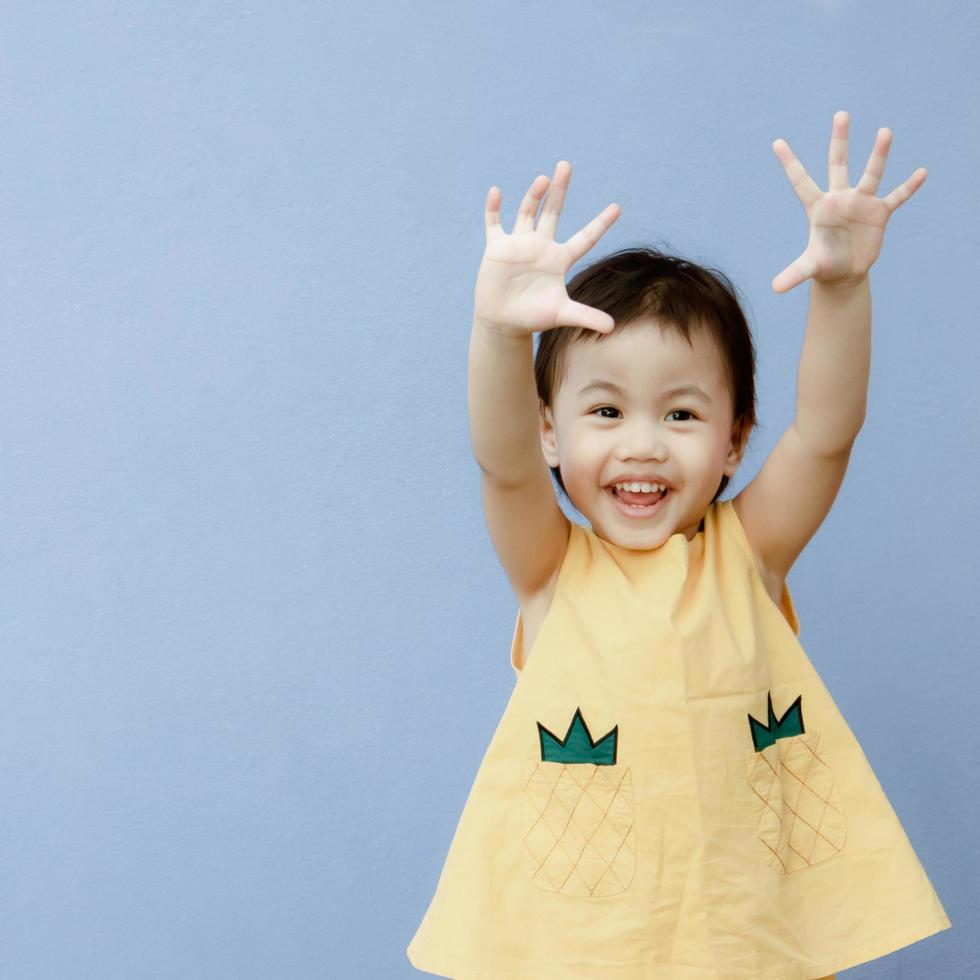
[540,320,748,550]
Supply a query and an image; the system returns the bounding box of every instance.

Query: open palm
[771,111,928,293]
[474,162,620,336]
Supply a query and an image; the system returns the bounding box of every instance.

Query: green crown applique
[748,691,805,752]
[537,707,618,765]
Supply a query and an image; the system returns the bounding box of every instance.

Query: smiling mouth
[607,485,670,517]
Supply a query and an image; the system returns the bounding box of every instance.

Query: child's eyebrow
[577,380,713,404]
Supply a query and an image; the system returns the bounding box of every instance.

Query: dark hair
[534,246,759,503]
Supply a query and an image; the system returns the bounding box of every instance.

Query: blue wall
[0,1,975,977]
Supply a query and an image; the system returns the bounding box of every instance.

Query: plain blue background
[1,2,976,978]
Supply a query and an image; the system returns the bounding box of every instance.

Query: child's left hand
[771,110,927,293]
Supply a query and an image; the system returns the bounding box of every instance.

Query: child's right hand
[474,161,621,338]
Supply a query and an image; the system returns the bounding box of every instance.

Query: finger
[828,110,850,192]
[882,166,928,214]
[773,138,822,210]
[514,173,551,234]
[856,127,892,196]
[772,252,818,294]
[484,186,505,243]
[562,202,622,265]
[536,160,572,239]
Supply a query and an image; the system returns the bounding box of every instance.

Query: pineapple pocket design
[521,707,636,897]
[745,692,846,875]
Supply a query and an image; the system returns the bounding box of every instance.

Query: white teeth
[612,481,667,493]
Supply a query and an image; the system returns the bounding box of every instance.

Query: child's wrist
[472,313,530,340]
[812,273,869,293]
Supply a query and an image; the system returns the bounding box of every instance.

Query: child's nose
[616,439,669,464]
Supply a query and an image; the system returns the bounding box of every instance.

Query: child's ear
[539,400,560,469]
[724,418,752,476]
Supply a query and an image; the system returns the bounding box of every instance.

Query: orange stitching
[749,732,845,874]
[782,731,818,860]
[522,757,635,895]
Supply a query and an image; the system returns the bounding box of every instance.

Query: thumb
[556,301,615,334]
[772,252,817,294]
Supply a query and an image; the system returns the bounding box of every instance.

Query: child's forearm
[468,315,544,485]
[794,276,871,454]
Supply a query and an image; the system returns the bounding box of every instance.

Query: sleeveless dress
[406,498,951,979]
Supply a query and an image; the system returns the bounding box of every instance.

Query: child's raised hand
[474,161,621,337]
[771,110,928,293]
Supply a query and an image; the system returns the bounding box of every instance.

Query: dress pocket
[521,753,636,896]
[745,728,847,874]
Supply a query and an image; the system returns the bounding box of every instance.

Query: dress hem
[407,912,951,980]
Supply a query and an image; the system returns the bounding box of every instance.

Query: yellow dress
[407,498,951,979]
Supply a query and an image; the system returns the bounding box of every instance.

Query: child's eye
[592,407,697,421]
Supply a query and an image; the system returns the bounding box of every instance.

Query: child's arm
[468,322,544,485]
[469,162,619,600]
[795,276,871,455]
[733,111,927,584]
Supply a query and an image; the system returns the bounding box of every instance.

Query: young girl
[407,111,951,979]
